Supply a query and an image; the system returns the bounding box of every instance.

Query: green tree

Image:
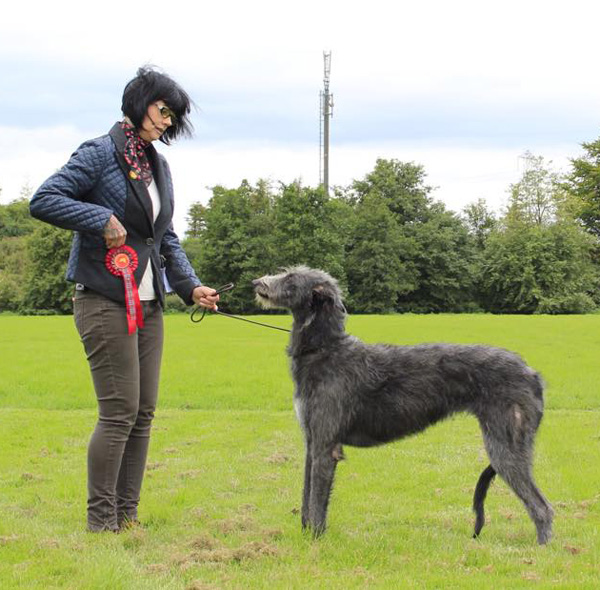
[462,198,497,251]
[0,197,38,238]
[0,190,43,311]
[269,182,348,282]
[21,225,73,314]
[400,203,477,313]
[352,159,433,224]
[0,236,29,311]
[462,199,498,310]
[185,202,207,239]
[345,192,415,313]
[481,219,597,314]
[509,152,562,226]
[480,154,597,314]
[565,137,600,237]
[190,180,277,312]
[349,159,478,312]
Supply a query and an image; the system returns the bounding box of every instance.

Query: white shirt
[138,179,161,300]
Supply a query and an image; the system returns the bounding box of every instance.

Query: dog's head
[253,266,344,314]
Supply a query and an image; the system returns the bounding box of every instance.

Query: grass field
[1,313,599,589]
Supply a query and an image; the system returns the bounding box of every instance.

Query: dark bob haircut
[121,66,194,145]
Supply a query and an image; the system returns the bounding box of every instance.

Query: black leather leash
[190,283,291,333]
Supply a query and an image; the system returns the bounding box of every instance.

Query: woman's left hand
[103,214,128,248]
[192,286,220,310]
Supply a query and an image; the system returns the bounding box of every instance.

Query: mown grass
[1,313,599,589]
[4,313,600,411]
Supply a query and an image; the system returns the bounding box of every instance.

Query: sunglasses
[156,103,177,122]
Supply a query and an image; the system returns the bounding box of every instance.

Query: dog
[253,266,553,544]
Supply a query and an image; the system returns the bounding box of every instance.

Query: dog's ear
[312,283,346,313]
[312,283,334,302]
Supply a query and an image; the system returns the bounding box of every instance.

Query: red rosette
[105,245,144,334]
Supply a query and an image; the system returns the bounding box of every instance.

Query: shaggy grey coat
[253,266,553,544]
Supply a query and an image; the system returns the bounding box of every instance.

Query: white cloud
[165,139,580,236]
[0,125,89,199]
[1,0,599,238]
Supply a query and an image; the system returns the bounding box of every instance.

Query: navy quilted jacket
[30,123,201,306]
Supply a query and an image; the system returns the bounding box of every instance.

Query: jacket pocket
[81,234,106,250]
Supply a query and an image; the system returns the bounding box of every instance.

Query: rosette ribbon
[105,245,144,334]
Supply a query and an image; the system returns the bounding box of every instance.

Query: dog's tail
[472,464,497,538]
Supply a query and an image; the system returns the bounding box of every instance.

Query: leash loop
[190,283,290,333]
[190,282,234,323]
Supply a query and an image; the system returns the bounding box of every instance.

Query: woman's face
[138,100,176,142]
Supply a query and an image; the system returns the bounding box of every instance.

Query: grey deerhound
[253,266,553,544]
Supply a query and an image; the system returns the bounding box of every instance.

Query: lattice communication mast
[319,51,334,195]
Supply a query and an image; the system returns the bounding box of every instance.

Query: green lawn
[1,313,599,589]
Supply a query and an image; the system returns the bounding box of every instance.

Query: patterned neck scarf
[120,120,153,187]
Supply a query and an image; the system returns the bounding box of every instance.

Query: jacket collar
[108,122,172,233]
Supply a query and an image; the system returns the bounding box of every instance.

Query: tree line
[2,141,600,315]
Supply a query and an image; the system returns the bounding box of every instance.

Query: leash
[190,283,291,333]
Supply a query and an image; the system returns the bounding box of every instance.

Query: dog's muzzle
[252,278,271,304]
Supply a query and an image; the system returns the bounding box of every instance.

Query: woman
[30,66,219,532]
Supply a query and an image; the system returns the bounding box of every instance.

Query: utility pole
[319,51,333,195]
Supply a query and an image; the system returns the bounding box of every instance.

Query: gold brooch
[129,170,138,180]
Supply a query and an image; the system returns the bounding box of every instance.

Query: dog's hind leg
[482,432,553,545]
[497,462,552,545]
[472,464,496,538]
[308,447,338,538]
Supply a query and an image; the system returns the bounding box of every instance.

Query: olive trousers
[74,290,163,532]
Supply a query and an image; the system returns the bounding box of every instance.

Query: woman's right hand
[103,215,128,248]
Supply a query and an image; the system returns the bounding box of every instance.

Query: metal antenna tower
[319,51,333,195]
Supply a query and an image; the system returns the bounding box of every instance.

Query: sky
[2,0,600,236]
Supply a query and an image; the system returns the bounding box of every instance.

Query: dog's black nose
[252,279,262,288]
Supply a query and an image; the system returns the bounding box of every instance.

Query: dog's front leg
[301,438,312,530]
[308,447,338,538]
